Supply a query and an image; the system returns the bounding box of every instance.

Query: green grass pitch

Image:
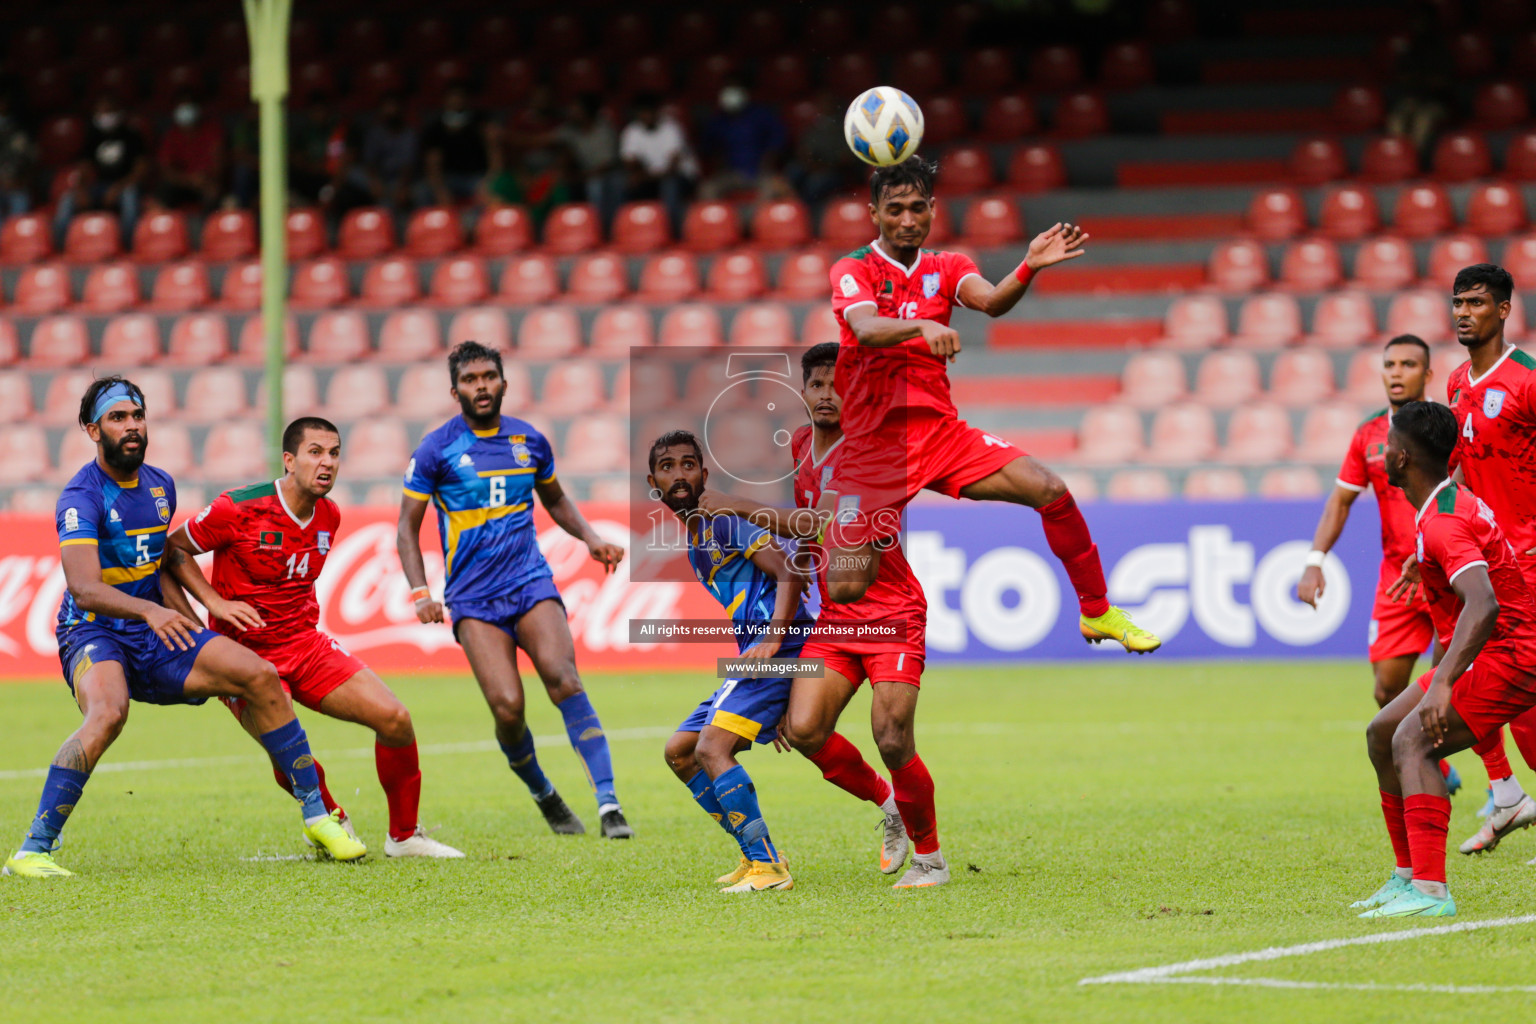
[5,660,1536,1023]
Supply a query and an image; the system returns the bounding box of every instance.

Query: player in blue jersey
[397,342,632,838]
[4,377,364,878]
[651,430,811,892]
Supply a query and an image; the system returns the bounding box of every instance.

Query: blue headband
[91,383,141,423]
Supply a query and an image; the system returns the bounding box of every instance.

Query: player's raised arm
[1298,484,1363,608]
[742,536,808,662]
[697,490,827,540]
[534,475,624,574]
[956,222,1088,317]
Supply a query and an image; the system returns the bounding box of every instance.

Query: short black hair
[78,375,145,429]
[648,429,703,474]
[1452,263,1514,304]
[282,416,340,456]
[1385,334,1431,362]
[448,340,504,385]
[1393,400,1459,466]
[869,156,937,206]
[801,342,839,383]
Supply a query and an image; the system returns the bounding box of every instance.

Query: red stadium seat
[1193,350,1262,406]
[1221,403,1293,465]
[200,210,256,262]
[1309,291,1379,349]
[1,213,52,264]
[543,203,601,255]
[0,322,15,366]
[291,60,335,105]
[1288,137,1348,185]
[1360,136,1419,183]
[233,314,299,365]
[403,207,463,258]
[820,200,875,251]
[305,311,371,364]
[1332,84,1385,131]
[1507,132,1536,181]
[1075,405,1146,465]
[659,305,724,347]
[418,57,472,106]
[1319,185,1381,240]
[337,208,395,260]
[39,370,95,423]
[612,202,672,254]
[682,202,741,252]
[538,360,606,415]
[100,315,163,366]
[1507,292,1530,342]
[1119,352,1187,409]
[55,420,101,474]
[15,264,71,315]
[555,57,606,101]
[403,16,454,60]
[759,53,810,101]
[1393,183,1456,238]
[148,261,212,312]
[961,48,1016,95]
[1030,44,1083,91]
[9,25,60,66]
[728,303,795,347]
[1184,468,1248,501]
[1431,132,1493,183]
[0,424,51,481]
[566,253,630,304]
[705,251,768,301]
[446,308,510,352]
[1297,402,1367,462]
[1505,234,1536,286]
[825,53,878,98]
[1232,293,1303,348]
[0,370,34,422]
[469,206,532,259]
[961,197,1023,246]
[1161,295,1229,349]
[980,94,1039,141]
[1052,91,1109,137]
[1006,144,1067,193]
[1342,348,1391,404]
[167,313,231,366]
[64,212,121,263]
[751,200,811,250]
[623,55,672,97]
[560,415,628,474]
[1270,348,1337,406]
[217,260,262,311]
[498,255,561,305]
[1514,29,1536,77]
[202,422,267,479]
[637,252,701,302]
[1106,469,1174,501]
[132,211,189,263]
[590,306,655,355]
[292,258,350,308]
[890,49,946,95]
[1427,235,1490,288]
[286,209,327,259]
[378,310,444,363]
[1386,289,1453,343]
[1451,30,1497,78]
[517,308,582,359]
[39,115,86,168]
[428,256,491,306]
[324,366,390,421]
[940,148,994,194]
[801,306,841,346]
[1208,239,1271,292]
[1473,82,1530,130]
[182,367,248,422]
[736,10,787,55]
[1101,40,1155,89]
[616,361,679,414]
[352,60,405,109]
[1354,235,1418,290]
[396,363,459,420]
[920,96,967,147]
[79,262,141,313]
[485,58,536,107]
[338,18,388,60]
[1145,404,1217,465]
[1431,347,1468,389]
[23,65,72,117]
[774,251,832,300]
[359,257,422,307]
[1279,238,1343,291]
[1258,466,1323,498]
[133,373,178,426]
[1466,182,1529,236]
[1247,188,1308,241]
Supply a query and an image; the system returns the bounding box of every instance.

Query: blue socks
[499,726,553,800]
[259,719,327,820]
[687,770,748,855]
[20,765,89,854]
[557,691,617,809]
[713,764,778,864]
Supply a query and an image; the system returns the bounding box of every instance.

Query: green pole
[244,0,292,477]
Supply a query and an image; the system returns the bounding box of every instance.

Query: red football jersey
[1415,479,1536,657]
[1337,408,1420,567]
[828,242,983,441]
[792,425,926,641]
[183,480,340,648]
[1448,347,1536,568]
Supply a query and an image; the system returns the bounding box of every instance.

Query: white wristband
[1305,550,1327,568]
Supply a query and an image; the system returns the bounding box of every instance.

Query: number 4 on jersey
[1464,413,1476,441]
[285,552,310,579]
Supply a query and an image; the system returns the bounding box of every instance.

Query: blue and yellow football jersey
[55,461,177,631]
[404,415,558,605]
[686,513,815,655]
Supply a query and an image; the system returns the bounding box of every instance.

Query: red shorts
[801,639,925,688]
[221,628,366,717]
[1416,654,1536,741]
[1369,562,1435,662]
[825,412,1022,548]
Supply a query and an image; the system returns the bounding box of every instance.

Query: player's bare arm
[955,222,1089,317]
[696,491,827,540]
[58,542,198,651]
[1299,485,1362,608]
[1420,565,1500,746]
[157,558,204,626]
[162,526,265,632]
[844,304,961,361]
[396,493,444,624]
[535,476,624,573]
[741,539,807,662]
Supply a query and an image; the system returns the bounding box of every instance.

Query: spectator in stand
[287,94,337,206]
[619,94,696,231]
[788,91,858,208]
[484,142,577,230]
[228,111,258,208]
[154,92,225,213]
[54,94,147,247]
[419,83,499,207]
[698,78,791,200]
[0,92,34,221]
[553,95,619,223]
[358,94,419,212]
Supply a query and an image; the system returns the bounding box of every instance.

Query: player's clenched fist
[414,596,445,624]
[919,320,961,362]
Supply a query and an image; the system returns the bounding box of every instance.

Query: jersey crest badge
[458,453,474,467]
[922,272,941,298]
[821,465,834,488]
[109,508,121,523]
[154,496,170,522]
[258,530,283,549]
[839,273,858,298]
[511,442,532,467]
[317,531,331,554]
[1485,389,1506,418]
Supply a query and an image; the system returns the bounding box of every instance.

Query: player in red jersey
[163,417,463,858]
[1355,401,1536,917]
[701,344,946,888]
[818,158,1159,654]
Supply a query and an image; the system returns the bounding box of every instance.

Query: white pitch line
[1148,976,1536,994]
[1079,914,1536,988]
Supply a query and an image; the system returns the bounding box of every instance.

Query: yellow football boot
[720,856,794,893]
[1080,606,1162,654]
[3,850,74,878]
[716,854,752,886]
[304,810,368,862]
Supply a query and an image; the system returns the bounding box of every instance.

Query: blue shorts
[448,576,565,646]
[56,620,217,706]
[677,652,802,745]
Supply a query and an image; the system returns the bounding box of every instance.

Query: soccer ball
[843,87,924,167]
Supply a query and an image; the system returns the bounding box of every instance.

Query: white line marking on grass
[1079,915,1536,993]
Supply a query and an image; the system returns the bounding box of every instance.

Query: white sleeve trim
[953,272,984,309]
[175,521,206,555]
[838,299,877,322]
[1334,478,1367,493]
[1448,560,1489,585]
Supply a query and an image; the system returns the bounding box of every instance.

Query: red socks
[891,754,939,855]
[808,732,893,806]
[1509,708,1536,772]
[1037,493,1110,619]
[1379,790,1411,870]
[375,740,422,842]
[1475,729,1515,781]
[273,757,340,816]
[1404,793,1452,884]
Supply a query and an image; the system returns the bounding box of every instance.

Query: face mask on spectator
[718,86,748,113]
[95,111,123,131]
[173,103,199,128]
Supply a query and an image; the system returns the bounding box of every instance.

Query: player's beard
[457,385,505,426]
[662,480,699,513]
[101,428,147,474]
